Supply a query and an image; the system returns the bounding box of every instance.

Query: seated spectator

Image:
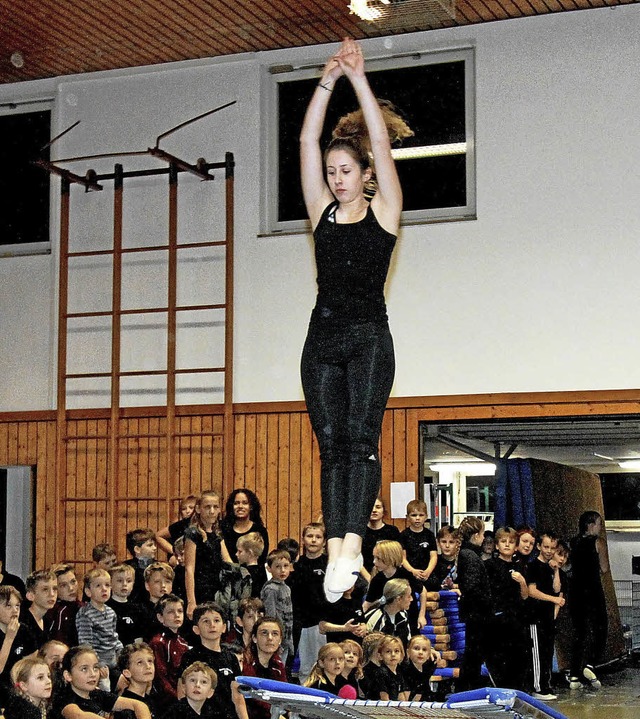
[93,543,118,571]
[162,661,217,719]
[149,594,189,703]
[45,563,82,647]
[21,569,58,648]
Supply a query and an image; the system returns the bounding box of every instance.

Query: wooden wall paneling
[0,423,8,461]
[243,414,257,494]
[392,409,407,483]
[88,419,107,550]
[379,409,394,515]
[213,415,224,491]
[287,412,301,539]
[233,414,246,489]
[96,419,109,545]
[190,415,202,495]
[7,422,18,465]
[405,409,420,497]
[277,413,290,542]
[265,413,278,543]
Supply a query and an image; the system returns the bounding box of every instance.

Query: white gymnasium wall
[1,7,639,410]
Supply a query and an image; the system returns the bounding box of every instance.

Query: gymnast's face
[325,149,371,205]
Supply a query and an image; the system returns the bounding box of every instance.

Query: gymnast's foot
[327,554,363,595]
[323,561,342,602]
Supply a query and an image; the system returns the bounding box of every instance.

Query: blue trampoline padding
[439,591,459,598]
[446,687,568,719]
[236,676,335,701]
[432,667,457,678]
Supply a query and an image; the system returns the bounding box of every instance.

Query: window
[0,102,51,256]
[261,46,475,235]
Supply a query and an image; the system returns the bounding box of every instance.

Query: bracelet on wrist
[318,82,333,93]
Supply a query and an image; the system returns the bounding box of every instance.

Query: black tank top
[311,201,396,324]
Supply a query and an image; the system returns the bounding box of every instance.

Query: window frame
[0,100,52,257]
[259,45,476,236]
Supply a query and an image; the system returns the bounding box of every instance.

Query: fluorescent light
[618,460,640,470]
[348,0,382,20]
[391,142,467,160]
[429,462,496,475]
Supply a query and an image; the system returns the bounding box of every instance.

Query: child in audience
[291,522,328,683]
[185,491,231,620]
[155,494,198,560]
[361,498,400,579]
[172,537,187,602]
[45,563,82,647]
[22,569,58,647]
[108,563,143,646]
[139,561,174,640]
[116,641,160,717]
[364,578,413,647]
[376,636,408,701]
[75,568,123,689]
[276,538,299,564]
[242,617,287,719]
[363,540,426,632]
[6,656,52,718]
[149,594,189,702]
[0,585,37,684]
[260,550,294,661]
[400,500,437,584]
[232,598,264,656]
[179,602,249,719]
[402,635,436,701]
[527,530,564,700]
[54,645,151,719]
[93,543,118,571]
[125,529,158,602]
[340,639,364,697]
[318,581,367,644]
[163,661,217,719]
[514,527,537,570]
[39,638,70,668]
[425,525,461,591]
[236,533,267,598]
[483,526,529,690]
[481,531,496,561]
[360,631,385,700]
[303,642,348,695]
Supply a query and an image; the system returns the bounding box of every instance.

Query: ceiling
[1,0,637,85]
[424,416,640,474]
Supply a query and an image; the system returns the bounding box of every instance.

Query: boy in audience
[75,567,123,687]
[108,563,143,646]
[180,602,249,719]
[21,569,58,647]
[172,537,187,602]
[149,593,189,703]
[260,550,294,662]
[117,640,161,716]
[236,533,267,598]
[276,538,299,565]
[125,529,158,602]
[164,661,217,719]
[400,500,437,584]
[527,530,565,700]
[231,597,264,656]
[45,563,82,647]
[425,526,461,592]
[290,522,328,683]
[93,542,118,571]
[140,561,174,640]
[0,585,37,685]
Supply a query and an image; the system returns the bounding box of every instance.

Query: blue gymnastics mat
[237,677,568,719]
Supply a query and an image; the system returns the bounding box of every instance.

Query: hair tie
[379,596,387,606]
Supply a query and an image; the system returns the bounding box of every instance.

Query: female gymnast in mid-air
[299,37,411,601]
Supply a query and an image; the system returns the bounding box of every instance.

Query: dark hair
[92,543,117,562]
[62,644,98,674]
[155,593,183,617]
[125,528,155,556]
[223,489,264,528]
[578,510,601,535]
[26,569,56,593]
[244,616,284,665]
[276,537,299,563]
[458,516,484,543]
[193,601,226,625]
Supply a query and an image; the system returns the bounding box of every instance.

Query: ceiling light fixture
[618,460,640,470]
[391,142,467,160]
[348,0,383,21]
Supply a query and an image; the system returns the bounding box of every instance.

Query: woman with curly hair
[221,489,270,564]
[299,37,412,603]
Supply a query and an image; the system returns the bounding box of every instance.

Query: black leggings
[301,320,395,540]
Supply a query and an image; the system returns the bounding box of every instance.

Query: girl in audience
[155,494,197,560]
[304,643,349,695]
[53,645,151,719]
[184,490,232,620]
[7,656,52,718]
[361,498,400,578]
[402,635,436,701]
[364,578,413,648]
[363,541,426,632]
[222,489,270,564]
[376,636,408,701]
[360,632,385,699]
[340,639,365,697]
[513,527,537,570]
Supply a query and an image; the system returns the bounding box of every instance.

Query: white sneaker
[327,554,363,594]
[583,665,598,682]
[532,692,558,701]
[569,677,583,690]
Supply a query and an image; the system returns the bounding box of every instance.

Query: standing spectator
[221,490,270,564]
[361,498,400,578]
[399,500,437,584]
